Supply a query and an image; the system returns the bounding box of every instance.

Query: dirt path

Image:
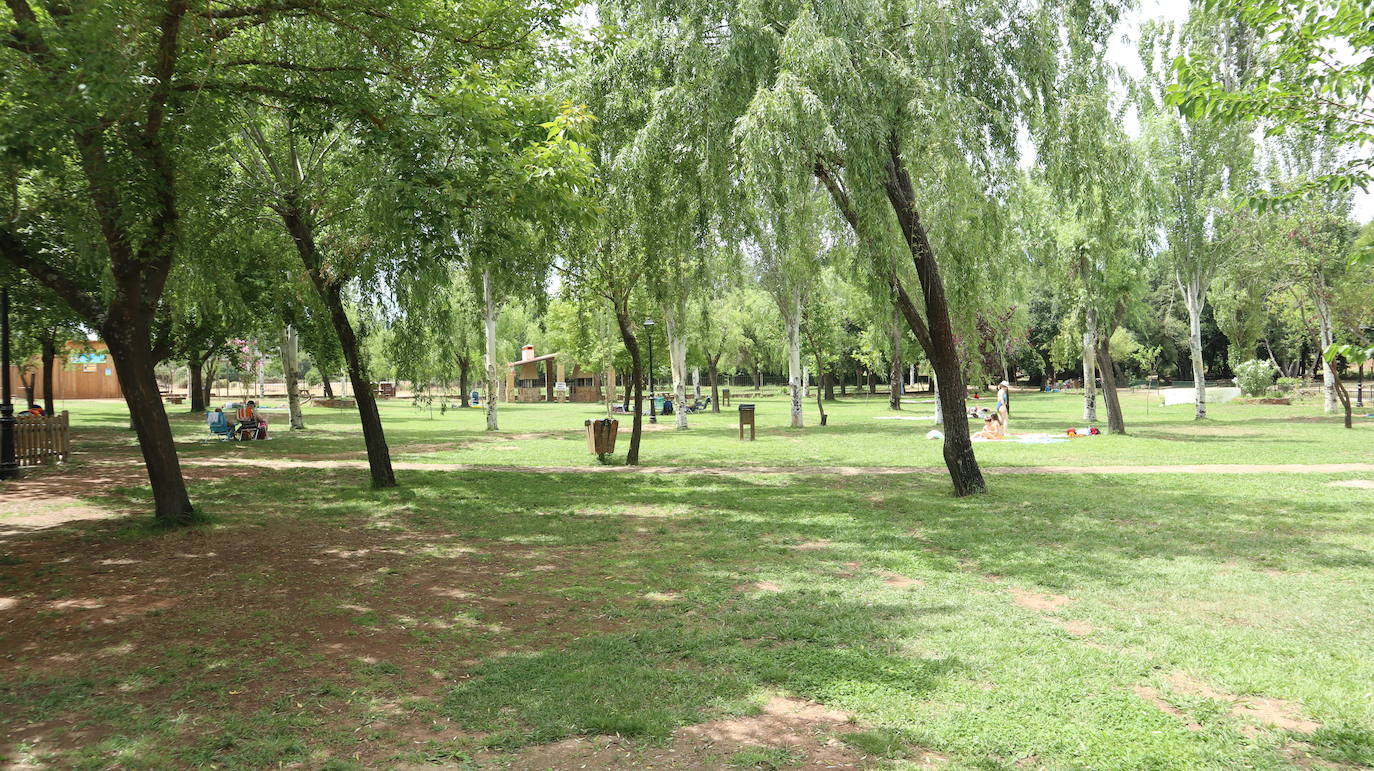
[173,458,1374,476]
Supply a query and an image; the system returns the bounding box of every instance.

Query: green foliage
[1232,359,1277,396]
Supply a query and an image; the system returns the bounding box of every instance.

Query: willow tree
[680,0,1104,494]
[1140,14,1256,420]
[1035,52,1154,434]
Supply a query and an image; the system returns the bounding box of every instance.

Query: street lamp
[643,318,656,424]
[0,286,19,479]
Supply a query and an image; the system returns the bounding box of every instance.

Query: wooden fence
[15,410,71,467]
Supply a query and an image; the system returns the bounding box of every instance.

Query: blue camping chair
[206,411,233,440]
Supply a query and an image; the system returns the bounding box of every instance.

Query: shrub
[1276,377,1300,393]
[1234,359,1277,397]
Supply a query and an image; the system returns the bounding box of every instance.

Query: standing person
[996,381,1010,433]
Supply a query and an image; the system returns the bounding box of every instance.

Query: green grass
[1,393,1371,768]
[55,388,1374,472]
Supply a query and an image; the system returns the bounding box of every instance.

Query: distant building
[6,341,123,401]
[504,345,618,403]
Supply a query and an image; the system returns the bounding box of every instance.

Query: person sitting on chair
[235,400,261,440]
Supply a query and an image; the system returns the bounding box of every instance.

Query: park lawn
[1,458,1372,769]
[60,389,1374,471]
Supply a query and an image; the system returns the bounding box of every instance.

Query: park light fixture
[643,318,656,423]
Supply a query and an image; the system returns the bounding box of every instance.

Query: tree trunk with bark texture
[283,204,394,487]
[888,308,903,410]
[664,304,689,430]
[823,371,836,400]
[281,325,305,430]
[1083,304,1099,422]
[482,269,500,431]
[708,355,721,413]
[321,371,334,398]
[458,356,471,407]
[1095,338,1126,434]
[816,133,984,495]
[189,357,205,413]
[1316,288,1337,414]
[105,317,196,525]
[783,288,803,428]
[41,336,56,415]
[613,303,644,465]
[1181,275,1207,420]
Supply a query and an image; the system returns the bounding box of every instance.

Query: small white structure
[1159,386,1241,406]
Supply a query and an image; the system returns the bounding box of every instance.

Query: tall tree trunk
[1181,274,1208,420]
[888,307,903,410]
[1083,306,1098,422]
[20,370,35,408]
[104,316,196,526]
[932,372,943,425]
[482,268,500,431]
[708,354,721,413]
[814,354,828,425]
[823,370,836,401]
[1332,366,1353,428]
[612,302,644,465]
[283,205,394,487]
[41,335,56,415]
[203,356,218,407]
[321,370,334,398]
[664,303,689,430]
[867,366,875,394]
[189,356,205,413]
[839,366,847,396]
[458,356,471,407]
[1315,287,1337,414]
[281,325,305,430]
[692,367,701,400]
[1095,338,1126,434]
[783,288,803,428]
[874,136,983,495]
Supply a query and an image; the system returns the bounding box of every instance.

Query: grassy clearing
[61,389,1374,471]
[2,455,1372,768]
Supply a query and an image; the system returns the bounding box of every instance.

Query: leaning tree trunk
[1095,339,1126,435]
[482,268,500,431]
[284,206,394,488]
[103,314,196,526]
[784,288,804,428]
[816,133,984,495]
[281,325,305,430]
[708,355,721,413]
[613,303,645,465]
[1181,275,1208,420]
[41,335,56,415]
[878,136,983,494]
[664,303,689,430]
[321,371,334,399]
[188,356,205,413]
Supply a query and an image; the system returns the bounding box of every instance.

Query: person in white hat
[996,380,1010,433]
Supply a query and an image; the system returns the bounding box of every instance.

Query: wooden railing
[15,410,71,467]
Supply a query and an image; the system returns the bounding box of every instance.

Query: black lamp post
[644,318,656,424]
[1,286,19,479]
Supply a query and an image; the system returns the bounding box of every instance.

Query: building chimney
[521,345,535,361]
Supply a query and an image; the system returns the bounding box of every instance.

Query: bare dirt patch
[1132,686,1202,731]
[476,695,912,770]
[878,571,924,589]
[1059,620,1093,637]
[1008,587,1071,611]
[1328,479,1374,489]
[1135,671,1321,736]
